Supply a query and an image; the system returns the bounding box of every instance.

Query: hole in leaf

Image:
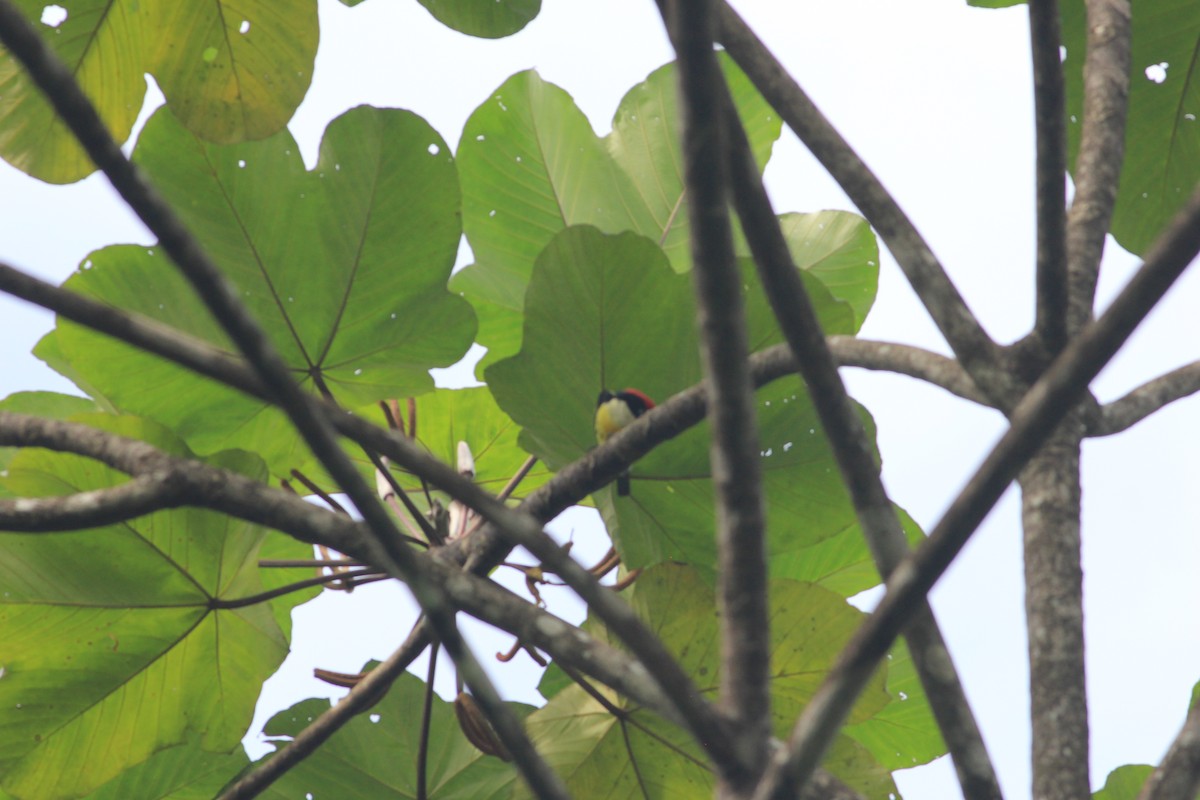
[1145,62,1168,83]
[40,5,67,27]
[239,19,250,34]
[428,143,440,155]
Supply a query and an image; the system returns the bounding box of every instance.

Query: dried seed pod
[454,692,512,762]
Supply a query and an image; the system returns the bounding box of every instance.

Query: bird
[595,388,655,496]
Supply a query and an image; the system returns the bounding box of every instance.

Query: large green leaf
[0,0,317,183]
[453,54,786,369]
[257,673,522,799]
[0,415,311,800]
[415,0,540,38]
[1063,0,1200,255]
[523,565,915,798]
[487,225,861,577]
[53,105,474,477]
[485,228,701,472]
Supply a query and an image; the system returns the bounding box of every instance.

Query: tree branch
[1065,0,1132,334]
[828,336,991,405]
[1030,0,1070,352]
[1089,361,1200,436]
[1020,433,1089,800]
[715,53,1002,800]
[0,475,173,531]
[219,625,430,800]
[752,183,1200,800]
[713,0,1021,409]
[663,2,771,788]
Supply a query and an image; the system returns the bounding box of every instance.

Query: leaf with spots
[51,105,474,477]
[0,0,317,183]
[453,54,786,369]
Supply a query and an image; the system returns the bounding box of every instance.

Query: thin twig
[210,568,378,609]
[753,185,1200,800]
[662,1,770,788]
[220,627,433,800]
[259,558,363,568]
[497,455,539,501]
[1065,0,1132,334]
[1089,361,1200,436]
[713,0,1020,410]
[416,644,439,800]
[716,42,1003,800]
[1030,0,1069,353]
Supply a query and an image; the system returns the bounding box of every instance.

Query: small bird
[595,388,655,496]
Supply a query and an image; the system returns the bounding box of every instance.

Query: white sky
[1,1,1197,798]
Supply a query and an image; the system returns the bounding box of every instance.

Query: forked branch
[713,0,1021,410]
[753,186,1200,800]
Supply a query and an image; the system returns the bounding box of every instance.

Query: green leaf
[455,54,785,368]
[0,0,147,182]
[605,52,781,273]
[1063,0,1200,255]
[770,505,926,598]
[527,565,902,797]
[358,387,553,502]
[147,0,318,145]
[84,741,249,800]
[486,225,860,577]
[779,211,879,332]
[1092,764,1154,800]
[967,0,1025,7]
[0,392,98,470]
[415,0,540,38]
[257,674,522,799]
[32,332,115,412]
[843,639,945,771]
[0,415,306,799]
[53,105,474,477]
[0,0,317,183]
[485,227,700,471]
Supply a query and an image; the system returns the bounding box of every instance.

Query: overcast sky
[1,2,1197,798]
